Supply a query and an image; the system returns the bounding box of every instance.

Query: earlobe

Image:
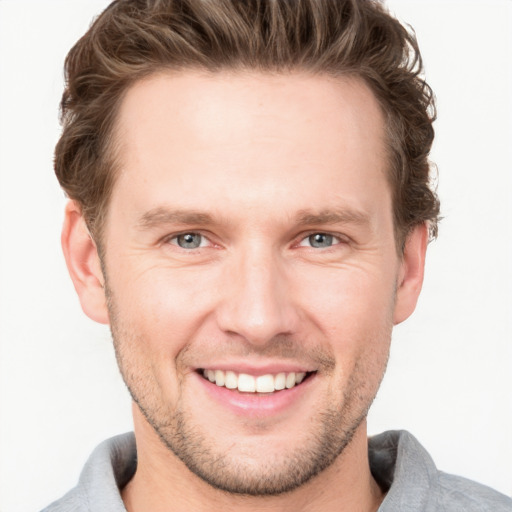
[393,223,429,325]
[61,200,110,324]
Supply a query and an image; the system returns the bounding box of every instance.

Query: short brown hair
[55,0,440,249]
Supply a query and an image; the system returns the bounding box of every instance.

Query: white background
[0,1,511,510]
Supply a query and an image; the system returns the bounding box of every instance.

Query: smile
[200,369,312,393]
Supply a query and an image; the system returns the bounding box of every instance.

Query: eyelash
[165,232,212,250]
[164,231,348,251]
[297,232,346,249]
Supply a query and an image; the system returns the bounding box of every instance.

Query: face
[95,71,410,495]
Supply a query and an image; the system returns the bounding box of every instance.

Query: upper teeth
[202,369,307,393]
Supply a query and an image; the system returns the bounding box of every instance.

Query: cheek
[295,265,395,393]
[107,262,224,358]
[296,265,397,337]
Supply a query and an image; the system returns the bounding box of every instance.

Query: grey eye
[308,233,334,248]
[176,233,203,249]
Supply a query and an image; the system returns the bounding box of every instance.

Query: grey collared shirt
[42,430,512,511]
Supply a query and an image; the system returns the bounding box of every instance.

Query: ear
[393,223,429,325]
[61,200,109,324]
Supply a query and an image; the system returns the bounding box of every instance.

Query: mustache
[178,335,336,373]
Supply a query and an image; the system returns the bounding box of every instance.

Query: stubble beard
[105,285,390,496]
[151,386,370,496]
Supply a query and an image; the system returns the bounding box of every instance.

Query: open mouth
[198,369,315,393]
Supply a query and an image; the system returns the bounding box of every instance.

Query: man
[42,0,512,511]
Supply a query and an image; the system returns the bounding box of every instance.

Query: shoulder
[40,432,136,512]
[370,430,512,512]
[40,490,89,512]
[436,472,512,511]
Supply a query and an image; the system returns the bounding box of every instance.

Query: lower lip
[194,372,316,417]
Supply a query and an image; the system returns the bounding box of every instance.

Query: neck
[122,405,384,512]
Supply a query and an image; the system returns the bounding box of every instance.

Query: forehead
[111,70,389,226]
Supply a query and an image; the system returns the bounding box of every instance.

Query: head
[59,0,439,499]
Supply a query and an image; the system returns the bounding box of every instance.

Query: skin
[62,71,428,512]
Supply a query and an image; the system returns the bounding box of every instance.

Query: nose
[215,246,300,346]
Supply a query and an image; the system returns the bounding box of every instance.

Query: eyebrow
[137,207,215,230]
[136,206,372,230]
[295,208,372,227]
